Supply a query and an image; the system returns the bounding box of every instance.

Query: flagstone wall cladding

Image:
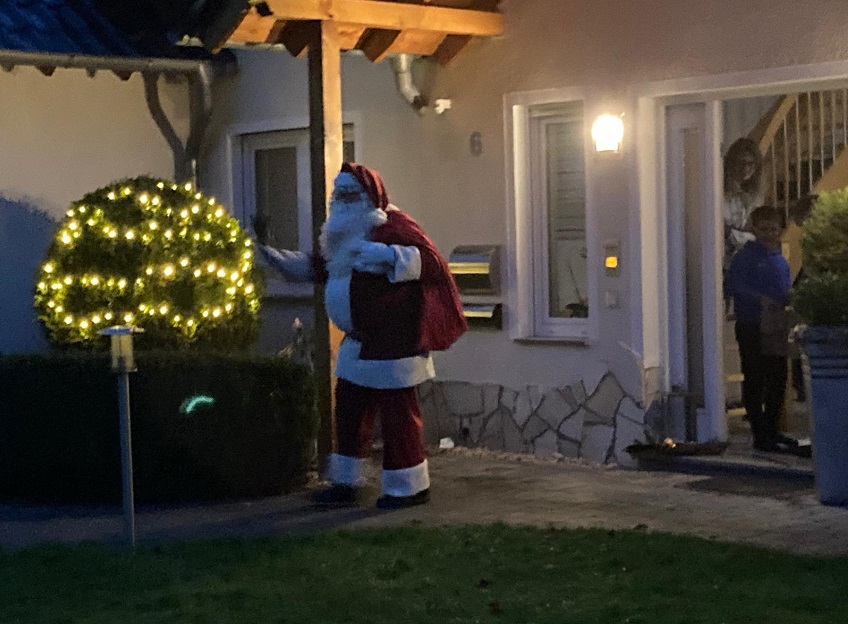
[418,373,649,466]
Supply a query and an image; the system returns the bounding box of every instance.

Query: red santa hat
[341,162,390,211]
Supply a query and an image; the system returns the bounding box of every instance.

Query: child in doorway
[726,205,798,453]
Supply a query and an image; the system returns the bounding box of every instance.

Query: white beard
[320,198,388,278]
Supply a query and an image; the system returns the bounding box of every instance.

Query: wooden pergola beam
[260,0,504,37]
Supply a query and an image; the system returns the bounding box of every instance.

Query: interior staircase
[752,89,848,210]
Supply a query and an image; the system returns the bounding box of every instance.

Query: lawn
[2,525,847,624]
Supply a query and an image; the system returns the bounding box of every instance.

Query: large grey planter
[800,327,848,506]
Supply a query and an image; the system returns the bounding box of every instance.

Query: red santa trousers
[332,379,429,496]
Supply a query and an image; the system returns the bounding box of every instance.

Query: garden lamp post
[99,325,144,549]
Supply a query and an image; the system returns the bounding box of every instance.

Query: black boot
[310,484,360,508]
[376,488,430,510]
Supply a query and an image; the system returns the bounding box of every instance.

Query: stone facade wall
[418,373,654,467]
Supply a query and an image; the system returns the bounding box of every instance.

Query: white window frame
[504,88,599,342]
[227,116,361,298]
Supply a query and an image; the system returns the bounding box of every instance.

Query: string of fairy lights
[34,177,261,347]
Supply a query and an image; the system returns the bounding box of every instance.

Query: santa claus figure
[257,163,466,509]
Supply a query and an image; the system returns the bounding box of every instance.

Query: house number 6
[470,132,483,156]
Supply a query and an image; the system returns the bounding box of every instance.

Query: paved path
[2,449,846,556]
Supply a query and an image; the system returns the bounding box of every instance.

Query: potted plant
[792,188,848,506]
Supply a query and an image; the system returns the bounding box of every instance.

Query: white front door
[665,102,727,443]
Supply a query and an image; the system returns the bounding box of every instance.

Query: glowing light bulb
[122,187,132,196]
[214,208,224,218]
[147,308,155,316]
[244,239,252,247]
[180,210,189,219]
[68,221,78,231]
[61,233,72,245]
[184,182,192,191]
[90,276,100,286]
[163,265,175,277]
[104,312,113,320]
[149,221,159,230]
[78,206,86,213]
[55,305,64,313]
[179,257,189,267]
[191,204,200,214]
[193,233,200,241]
[203,233,211,242]
[243,250,252,260]
[224,303,233,312]
[216,268,226,278]
[206,263,216,273]
[107,191,116,200]
[187,318,195,326]
[159,305,168,315]
[109,229,118,239]
[37,281,47,290]
[157,182,165,189]
[226,287,236,295]
[87,218,96,227]
[47,300,55,308]
[164,229,173,239]
[123,313,133,323]
[245,284,254,294]
[64,316,73,325]
[43,263,54,273]
[63,276,73,285]
[173,315,181,322]
[138,193,149,204]
[230,272,239,282]
[151,196,160,206]
[202,310,209,318]
[80,320,89,329]
[125,230,135,240]
[212,308,222,318]
[92,315,101,324]
[118,278,127,288]
[67,209,75,217]
[193,269,201,277]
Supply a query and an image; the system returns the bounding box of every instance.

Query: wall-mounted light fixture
[591,114,624,154]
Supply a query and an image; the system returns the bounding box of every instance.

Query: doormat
[683,474,814,500]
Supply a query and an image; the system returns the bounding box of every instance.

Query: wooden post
[307,19,344,466]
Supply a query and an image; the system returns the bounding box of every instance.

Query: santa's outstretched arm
[256,245,316,283]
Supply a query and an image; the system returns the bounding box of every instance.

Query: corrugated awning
[0,0,227,77]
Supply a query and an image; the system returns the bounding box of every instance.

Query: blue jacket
[726,240,791,325]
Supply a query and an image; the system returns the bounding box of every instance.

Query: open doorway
[663,87,845,462]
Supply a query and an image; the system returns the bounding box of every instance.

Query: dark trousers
[335,379,426,471]
[735,323,788,448]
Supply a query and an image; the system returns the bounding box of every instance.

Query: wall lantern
[591,114,624,154]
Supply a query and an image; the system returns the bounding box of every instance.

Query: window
[238,126,354,296]
[506,92,594,341]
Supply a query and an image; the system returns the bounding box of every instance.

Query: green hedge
[0,352,317,504]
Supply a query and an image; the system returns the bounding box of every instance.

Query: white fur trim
[388,245,421,283]
[325,277,353,333]
[326,453,365,486]
[382,460,430,497]
[336,338,435,389]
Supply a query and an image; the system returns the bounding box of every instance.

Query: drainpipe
[143,60,226,185]
[390,54,427,114]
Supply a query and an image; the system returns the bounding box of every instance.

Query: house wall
[0,66,189,354]
[201,0,848,463]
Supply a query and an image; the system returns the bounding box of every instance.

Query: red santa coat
[315,209,466,362]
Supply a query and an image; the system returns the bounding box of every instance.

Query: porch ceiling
[225,0,504,65]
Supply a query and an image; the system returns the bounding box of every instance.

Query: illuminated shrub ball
[34,176,261,351]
